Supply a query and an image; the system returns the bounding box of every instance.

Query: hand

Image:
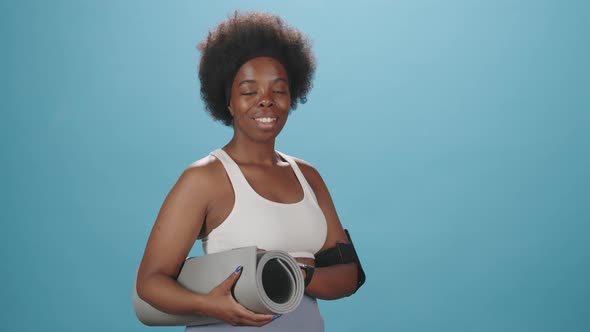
[205,266,279,326]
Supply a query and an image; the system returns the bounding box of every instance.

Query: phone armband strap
[315,229,366,293]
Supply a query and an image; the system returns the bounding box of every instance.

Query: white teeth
[255,117,276,123]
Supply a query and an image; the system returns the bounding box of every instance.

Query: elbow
[342,263,360,297]
[135,272,150,302]
[342,275,358,297]
[339,265,361,298]
[135,270,161,304]
[308,263,362,300]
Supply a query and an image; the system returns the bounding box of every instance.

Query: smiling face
[228,57,291,144]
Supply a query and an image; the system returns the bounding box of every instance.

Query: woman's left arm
[297,160,360,300]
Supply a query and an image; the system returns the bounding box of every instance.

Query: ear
[227,105,234,117]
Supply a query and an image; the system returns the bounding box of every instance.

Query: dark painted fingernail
[234,265,242,273]
[272,314,282,321]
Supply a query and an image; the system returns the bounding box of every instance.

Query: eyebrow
[238,77,288,87]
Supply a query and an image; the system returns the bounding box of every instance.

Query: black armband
[315,229,366,293]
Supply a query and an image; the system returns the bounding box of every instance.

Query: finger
[236,317,274,327]
[235,306,275,324]
[235,313,277,327]
[217,265,242,291]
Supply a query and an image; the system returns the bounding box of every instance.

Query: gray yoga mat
[133,246,305,326]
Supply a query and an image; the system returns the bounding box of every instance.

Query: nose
[258,90,274,107]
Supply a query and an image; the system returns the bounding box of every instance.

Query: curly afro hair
[197,11,316,126]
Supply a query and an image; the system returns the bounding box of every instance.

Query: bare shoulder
[187,154,220,170]
[163,155,226,204]
[290,156,325,189]
[182,154,224,183]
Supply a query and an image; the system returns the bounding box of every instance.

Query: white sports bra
[202,149,328,259]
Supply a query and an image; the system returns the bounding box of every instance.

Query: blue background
[2,0,589,331]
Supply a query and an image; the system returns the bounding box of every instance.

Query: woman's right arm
[135,162,275,326]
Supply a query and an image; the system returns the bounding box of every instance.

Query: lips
[254,116,277,123]
[252,113,278,130]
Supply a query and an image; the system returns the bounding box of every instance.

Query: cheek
[278,95,291,110]
[233,98,257,113]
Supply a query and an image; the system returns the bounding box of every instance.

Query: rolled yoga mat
[133,246,305,326]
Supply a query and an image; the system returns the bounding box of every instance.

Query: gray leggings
[184,296,324,332]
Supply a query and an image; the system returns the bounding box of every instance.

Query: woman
[136,12,363,331]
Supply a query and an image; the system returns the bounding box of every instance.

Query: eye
[273,90,287,94]
[240,92,257,96]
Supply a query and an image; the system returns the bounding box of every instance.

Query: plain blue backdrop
[2,1,589,331]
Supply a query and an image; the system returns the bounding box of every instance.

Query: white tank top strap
[276,151,319,205]
[209,149,250,197]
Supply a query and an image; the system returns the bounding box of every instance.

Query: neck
[223,136,278,165]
